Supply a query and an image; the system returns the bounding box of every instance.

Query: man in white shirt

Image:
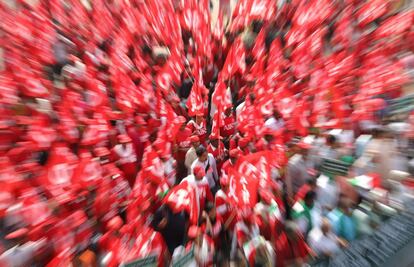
[185,136,200,175]
[308,218,344,258]
[286,142,314,199]
[191,146,219,192]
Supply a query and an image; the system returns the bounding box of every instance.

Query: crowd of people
[1,0,414,266]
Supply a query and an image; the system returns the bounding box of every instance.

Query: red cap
[193,166,205,179]
[107,216,123,231]
[135,116,146,125]
[5,228,29,240]
[118,134,132,143]
[297,142,311,150]
[238,137,249,148]
[220,176,229,187]
[71,210,87,228]
[263,127,275,136]
[94,147,110,157]
[210,132,223,140]
[188,225,201,239]
[229,149,240,158]
[189,135,200,143]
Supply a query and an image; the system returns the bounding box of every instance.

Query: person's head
[273,110,282,120]
[151,205,169,231]
[196,145,208,162]
[224,107,232,117]
[177,116,187,130]
[337,195,352,215]
[326,134,337,148]
[193,166,206,181]
[94,147,111,165]
[321,218,332,236]
[205,202,216,220]
[306,178,317,190]
[249,92,256,103]
[263,128,275,142]
[118,134,131,147]
[304,190,316,208]
[210,136,219,147]
[195,114,203,124]
[285,221,300,242]
[220,176,229,191]
[188,225,203,245]
[190,135,200,148]
[297,142,311,157]
[229,149,240,164]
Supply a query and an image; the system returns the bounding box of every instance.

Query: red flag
[227,168,258,208]
[375,11,413,39]
[221,38,246,79]
[72,151,103,188]
[164,181,199,225]
[356,0,389,28]
[187,80,205,117]
[44,142,78,187]
[212,79,232,111]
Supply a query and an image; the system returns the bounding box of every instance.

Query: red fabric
[187,120,207,145]
[207,142,226,172]
[221,113,236,138]
[294,184,312,203]
[164,181,199,225]
[275,232,311,267]
[174,127,192,161]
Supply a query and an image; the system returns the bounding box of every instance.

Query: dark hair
[304,191,316,202]
[151,205,168,230]
[196,145,207,157]
[326,135,336,145]
[205,202,214,213]
[306,179,316,186]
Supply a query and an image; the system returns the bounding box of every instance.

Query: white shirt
[264,117,284,131]
[308,228,340,257]
[191,154,218,188]
[185,147,198,174]
[286,154,312,197]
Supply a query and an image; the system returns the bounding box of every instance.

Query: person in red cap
[187,113,208,146]
[185,135,201,174]
[112,134,138,187]
[173,116,192,181]
[286,141,314,201]
[220,107,236,143]
[221,149,240,176]
[236,136,253,155]
[181,165,213,213]
[207,133,227,174]
[255,127,282,152]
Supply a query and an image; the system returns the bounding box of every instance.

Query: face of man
[195,115,203,124]
[199,152,208,162]
[192,141,200,148]
[210,139,218,147]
